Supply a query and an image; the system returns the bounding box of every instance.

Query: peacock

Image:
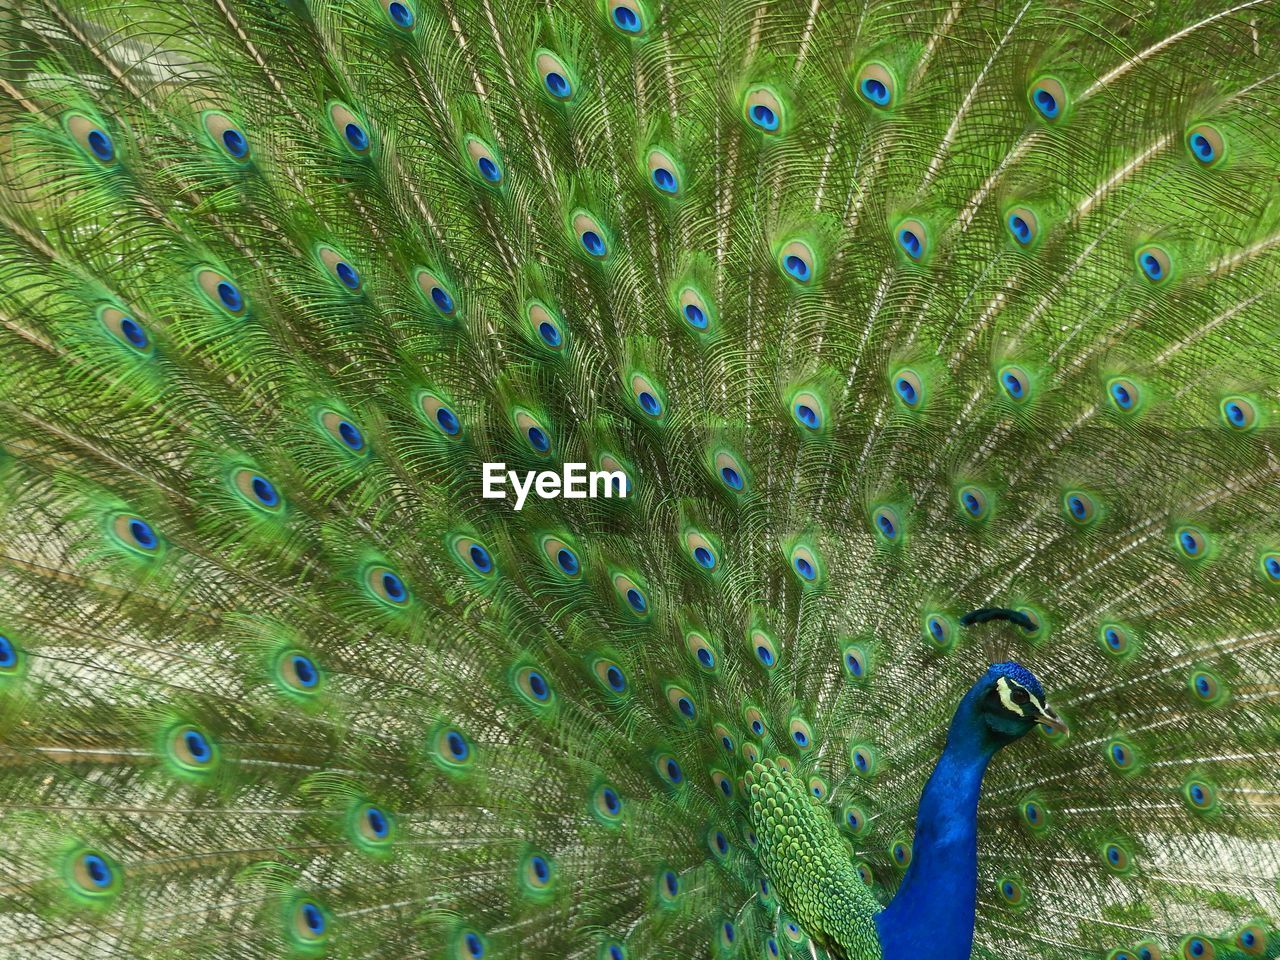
[1,0,1279,957]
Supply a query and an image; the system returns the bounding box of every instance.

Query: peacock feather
[0,1,1278,958]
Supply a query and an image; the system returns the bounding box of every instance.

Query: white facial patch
[996,677,1024,716]
[997,677,1048,718]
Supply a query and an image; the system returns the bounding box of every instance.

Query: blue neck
[874,691,998,960]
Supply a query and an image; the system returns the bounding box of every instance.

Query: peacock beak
[1036,704,1068,734]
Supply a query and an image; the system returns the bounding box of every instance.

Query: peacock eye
[1012,688,1030,705]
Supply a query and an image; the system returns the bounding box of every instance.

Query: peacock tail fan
[0,0,1278,958]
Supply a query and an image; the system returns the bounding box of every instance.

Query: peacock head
[971,661,1067,745]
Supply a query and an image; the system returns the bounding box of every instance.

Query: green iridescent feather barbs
[1,0,1279,958]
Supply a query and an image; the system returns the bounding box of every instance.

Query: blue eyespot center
[664,871,678,896]
[1001,371,1025,399]
[367,806,389,837]
[876,513,896,539]
[221,128,248,158]
[0,635,15,669]
[1141,253,1163,280]
[184,729,211,762]
[338,420,364,450]
[344,122,369,150]
[794,556,815,580]
[683,303,707,328]
[1008,214,1031,245]
[720,466,743,490]
[612,5,640,31]
[302,902,325,934]
[545,72,571,98]
[120,316,148,348]
[477,157,500,182]
[606,666,625,691]
[652,167,676,192]
[466,932,484,957]
[756,645,774,667]
[795,403,818,428]
[898,229,922,258]
[581,230,606,256]
[431,286,454,313]
[556,548,578,574]
[251,475,278,506]
[447,731,468,760]
[698,648,714,667]
[784,255,810,281]
[216,281,242,311]
[436,407,460,435]
[793,729,808,746]
[638,391,661,416]
[861,78,889,105]
[1190,133,1214,161]
[388,1,414,27]
[292,655,318,687]
[82,853,112,887]
[335,261,359,289]
[527,425,550,452]
[602,788,620,813]
[538,321,561,346]
[626,588,646,612]
[1033,88,1058,117]
[750,104,778,130]
[527,671,548,700]
[1111,382,1133,408]
[693,546,715,569]
[86,128,114,162]
[130,518,157,549]
[895,377,917,404]
[677,697,694,717]
[382,571,406,601]
[665,758,682,782]
[469,544,492,573]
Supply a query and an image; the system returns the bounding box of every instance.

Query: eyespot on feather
[1005,206,1040,249]
[98,306,152,355]
[749,629,778,669]
[743,85,785,134]
[592,657,629,695]
[1219,396,1258,430]
[415,268,459,317]
[608,0,648,35]
[417,391,462,437]
[685,531,719,572]
[513,665,554,707]
[686,632,718,671]
[778,239,817,284]
[201,111,250,162]
[855,61,897,109]
[957,485,990,521]
[612,573,649,617]
[512,410,553,456]
[231,468,283,512]
[65,113,116,164]
[573,211,610,259]
[328,101,372,155]
[167,724,218,774]
[645,146,680,194]
[195,268,247,317]
[676,285,714,333]
[276,649,322,696]
[315,245,362,293]
[892,368,924,408]
[110,514,162,556]
[1135,245,1172,284]
[432,725,475,770]
[629,373,664,419]
[788,544,821,584]
[895,218,929,262]
[535,51,576,101]
[591,782,624,824]
[449,535,496,578]
[318,410,368,454]
[1107,377,1142,413]
[540,536,582,578]
[1186,123,1225,167]
[381,0,415,29]
[527,301,567,350]
[1028,76,1068,121]
[997,365,1032,402]
[465,136,503,185]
